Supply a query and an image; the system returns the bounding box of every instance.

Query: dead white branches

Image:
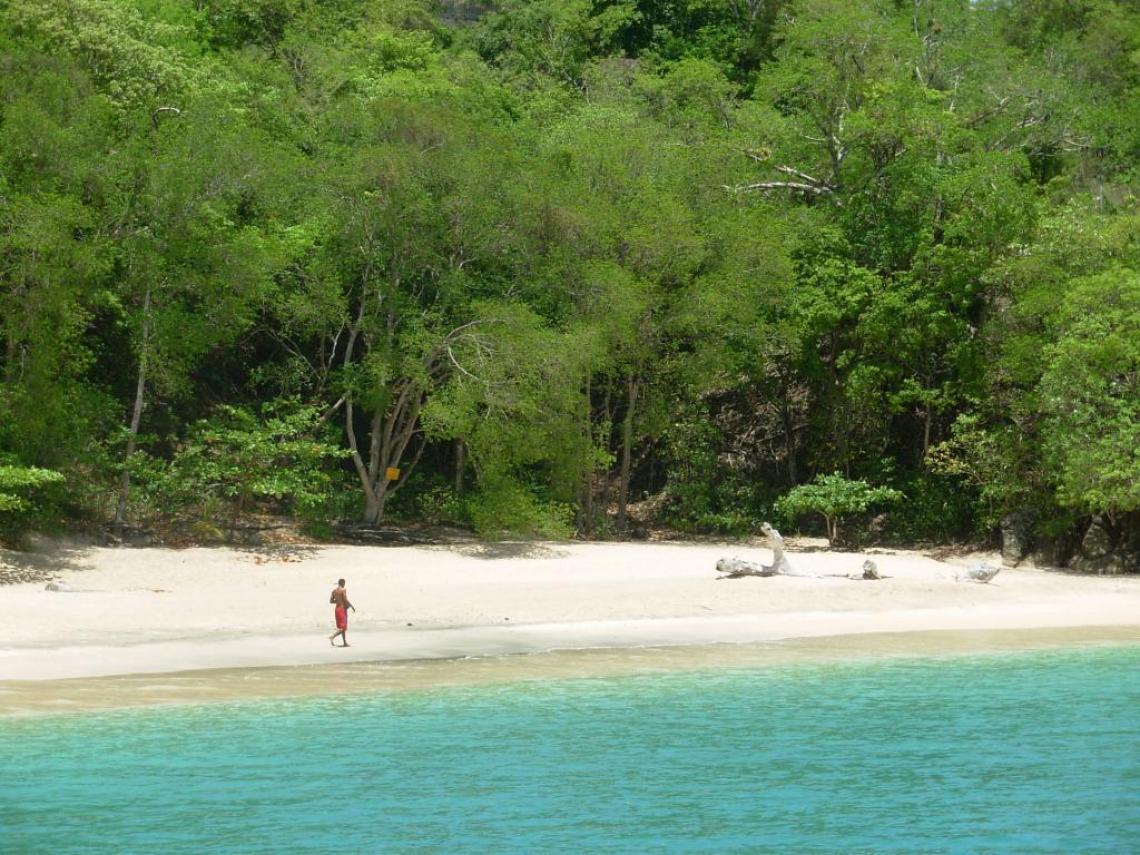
[716,522,798,579]
[725,163,838,198]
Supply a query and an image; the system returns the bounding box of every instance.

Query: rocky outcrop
[1000,510,1035,567]
[1028,534,1064,568]
[1069,517,1133,574]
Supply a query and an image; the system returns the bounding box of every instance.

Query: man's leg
[331,607,348,645]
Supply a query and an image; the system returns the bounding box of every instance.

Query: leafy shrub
[384,472,469,527]
[0,458,65,513]
[776,473,903,545]
[468,476,573,539]
[882,472,978,543]
[129,399,345,533]
[0,456,65,540]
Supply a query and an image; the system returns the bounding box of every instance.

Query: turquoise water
[2,645,1138,853]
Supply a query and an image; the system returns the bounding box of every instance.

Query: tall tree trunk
[362,484,381,525]
[4,332,17,384]
[600,379,614,516]
[342,292,386,526]
[454,437,465,494]
[579,375,594,536]
[114,286,151,535]
[616,374,638,533]
[922,403,932,459]
[781,380,798,486]
[348,381,427,526]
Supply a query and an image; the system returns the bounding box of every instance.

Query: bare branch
[388,394,424,466]
[151,106,182,129]
[725,180,836,197]
[315,395,345,428]
[389,431,429,496]
[447,344,484,383]
[343,295,371,494]
[344,397,371,496]
[965,96,1011,128]
[773,164,829,185]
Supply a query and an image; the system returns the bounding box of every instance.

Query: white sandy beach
[1,539,1137,683]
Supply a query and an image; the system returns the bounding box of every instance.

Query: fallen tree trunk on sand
[825,560,887,581]
[715,556,780,578]
[717,522,797,578]
[956,563,1001,584]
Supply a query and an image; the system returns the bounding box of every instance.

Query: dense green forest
[1,0,1137,567]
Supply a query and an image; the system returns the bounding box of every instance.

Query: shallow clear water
[2,645,1138,854]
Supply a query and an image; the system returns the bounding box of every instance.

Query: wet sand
[2,625,1136,717]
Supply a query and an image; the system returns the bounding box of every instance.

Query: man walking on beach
[329,578,355,647]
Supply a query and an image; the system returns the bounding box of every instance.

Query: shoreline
[2,540,1138,701]
[2,603,1138,682]
[1,625,1136,717]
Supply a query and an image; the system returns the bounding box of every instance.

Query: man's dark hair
[337,578,346,586]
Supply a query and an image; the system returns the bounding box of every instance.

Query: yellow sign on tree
[385,467,401,481]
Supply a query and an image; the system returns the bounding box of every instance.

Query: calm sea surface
[2,644,1137,854]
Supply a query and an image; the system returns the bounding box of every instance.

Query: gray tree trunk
[579,375,594,535]
[617,375,638,532]
[454,437,465,494]
[114,286,151,535]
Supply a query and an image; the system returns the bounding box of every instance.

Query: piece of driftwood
[716,556,780,578]
[826,559,890,581]
[956,562,1001,584]
[760,522,795,574]
[717,522,796,578]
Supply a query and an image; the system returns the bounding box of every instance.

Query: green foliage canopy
[0,459,65,514]
[0,0,1137,553]
[776,473,903,545]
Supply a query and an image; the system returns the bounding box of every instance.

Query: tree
[105,104,292,531]
[6,0,200,111]
[1039,268,1140,516]
[143,400,345,535]
[1,0,1138,549]
[0,458,64,514]
[932,203,1140,527]
[776,473,902,545]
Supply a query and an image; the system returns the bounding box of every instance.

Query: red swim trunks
[335,605,347,631]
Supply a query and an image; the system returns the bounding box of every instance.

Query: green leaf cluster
[0,459,65,514]
[776,473,903,545]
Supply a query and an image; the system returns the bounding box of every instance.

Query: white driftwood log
[715,556,780,578]
[716,522,797,578]
[956,562,1001,584]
